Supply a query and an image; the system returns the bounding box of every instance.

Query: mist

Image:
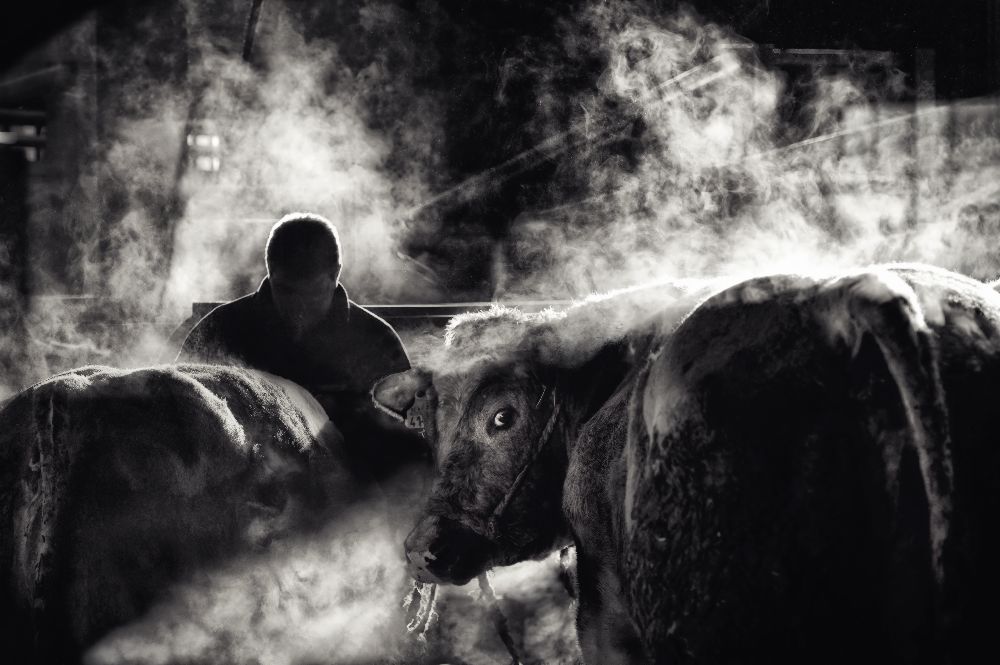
[4,0,1000,662]
[8,0,1000,388]
[499,2,1000,297]
[164,0,445,313]
[3,0,452,395]
[84,507,408,665]
[83,500,580,665]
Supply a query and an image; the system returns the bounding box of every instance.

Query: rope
[478,573,523,665]
[558,546,576,599]
[486,388,561,541]
[476,388,560,663]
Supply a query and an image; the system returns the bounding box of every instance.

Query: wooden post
[0,149,30,393]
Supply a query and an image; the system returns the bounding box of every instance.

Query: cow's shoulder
[887,264,1000,349]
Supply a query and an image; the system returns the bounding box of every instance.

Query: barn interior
[2,1,1000,661]
[2,0,999,396]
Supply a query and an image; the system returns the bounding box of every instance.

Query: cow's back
[624,265,1000,663]
[0,364,357,662]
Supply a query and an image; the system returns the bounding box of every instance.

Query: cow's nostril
[404,516,493,585]
[406,548,437,568]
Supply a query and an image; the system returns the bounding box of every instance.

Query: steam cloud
[8,0,1000,387]
[500,2,1000,298]
[4,0,1000,662]
[3,0,448,394]
[83,502,580,665]
[165,0,445,312]
[83,506,411,665]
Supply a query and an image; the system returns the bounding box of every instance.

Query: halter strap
[485,386,561,542]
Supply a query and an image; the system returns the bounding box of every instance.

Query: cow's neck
[545,286,693,544]
[558,340,632,433]
[559,341,643,662]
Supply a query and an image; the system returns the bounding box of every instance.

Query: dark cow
[374,264,1000,664]
[0,364,371,663]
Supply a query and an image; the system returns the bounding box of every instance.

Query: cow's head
[373,308,572,585]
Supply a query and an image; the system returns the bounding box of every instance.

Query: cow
[373,263,1000,664]
[0,364,380,663]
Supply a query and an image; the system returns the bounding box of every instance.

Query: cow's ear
[372,368,434,425]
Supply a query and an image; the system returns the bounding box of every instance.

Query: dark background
[2,0,999,389]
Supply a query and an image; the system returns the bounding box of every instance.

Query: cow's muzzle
[404,514,493,585]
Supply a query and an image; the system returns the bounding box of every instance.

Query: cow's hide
[375,264,1000,664]
[0,364,361,663]
[619,266,998,663]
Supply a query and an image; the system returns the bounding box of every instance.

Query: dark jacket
[176,278,425,486]
[178,278,407,429]
[177,278,409,394]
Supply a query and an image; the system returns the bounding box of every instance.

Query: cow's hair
[445,305,547,349]
[444,305,565,359]
[441,279,711,371]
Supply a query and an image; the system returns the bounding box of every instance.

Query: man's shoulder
[342,300,410,369]
[347,301,400,338]
[177,292,262,363]
[197,292,260,327]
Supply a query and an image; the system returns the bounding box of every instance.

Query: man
[177,212,418,480]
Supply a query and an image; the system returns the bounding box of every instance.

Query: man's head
[265,212,343,339]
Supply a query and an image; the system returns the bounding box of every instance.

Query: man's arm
[380,324,411,375]
[343,317,428,482]
[308,318,409,399]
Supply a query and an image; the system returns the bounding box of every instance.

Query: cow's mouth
[404,515,494,585]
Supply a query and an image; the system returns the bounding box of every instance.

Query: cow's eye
[492,408,517,430]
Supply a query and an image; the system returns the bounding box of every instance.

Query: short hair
[265,212,342,278]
